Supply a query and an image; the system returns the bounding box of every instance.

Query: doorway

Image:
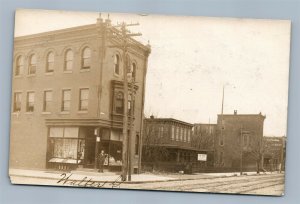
[84,136,96,168]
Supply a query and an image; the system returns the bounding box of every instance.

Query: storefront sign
[197,154,207,161]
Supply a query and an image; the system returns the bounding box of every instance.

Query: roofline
[217,113,266,118]
[14,22,151,52]
[143,144,213,152]
[193,123,217,126]
[14,24,96,41]
[263,136,286,138]
[144,118,193,126]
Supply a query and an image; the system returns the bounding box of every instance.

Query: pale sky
[14,9,291,136]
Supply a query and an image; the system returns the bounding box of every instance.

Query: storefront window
[48,127,124,170]
[102,141,122,166]
[48,127,79,163]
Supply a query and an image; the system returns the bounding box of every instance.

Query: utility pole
[240,127,243,175]
[220,86,225,145]
[279,136,285,173]
[128,75,135,181]
[121,23,129,181]
[218,86,225,167]
[110,21,141,181]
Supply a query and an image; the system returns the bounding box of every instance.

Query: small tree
[142,124,169,171]
[242,135,265,174]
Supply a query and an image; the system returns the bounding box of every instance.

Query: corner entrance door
[84,137,96,168]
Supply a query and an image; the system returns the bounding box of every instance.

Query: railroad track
[150,174,284,194]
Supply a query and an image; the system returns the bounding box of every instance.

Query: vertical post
[121,22,129,181]
[240,127,243,175]
[220,85,225,154]
[279,137,284,173]
[128,77,134,181]
[94,127,100,170]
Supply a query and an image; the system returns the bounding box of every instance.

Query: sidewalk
[9,168,279,185]
[9,169,177,184]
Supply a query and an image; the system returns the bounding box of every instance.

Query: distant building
[214,110,266,172]
[262,136,286,172]
[192,123,217,167]
[142,117,210,173]
[10,17,151,174]
[192,123,216,150]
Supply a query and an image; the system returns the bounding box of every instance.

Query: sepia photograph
[9,9,290,196]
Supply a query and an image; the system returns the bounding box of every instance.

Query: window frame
[81,47,91,70]
[115,91,124,114]
[15,55,24,76]
[61,89,71,112]
[26,91,35,112]
[64,49,73,72]
[79,88,89,111]
[114,54,120,75]
[13,92,22,112]
[43,90,53,112]
[28,54,37,75]
[171,125,175,140]
[46,52,54,73]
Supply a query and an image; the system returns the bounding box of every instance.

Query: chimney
[234,110,237,115]
[150,115,154,119]
[105,13,111,25]
[97,13,103,24]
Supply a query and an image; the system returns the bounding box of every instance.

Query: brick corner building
[10,17,151,174]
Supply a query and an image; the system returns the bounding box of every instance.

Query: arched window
[126,55,131,73]
[46,52,54,73]
[115,92,124,114]
[15,56,24,76]
[64,49,73,71]
[28,54,37,75]
[82,47,91,69]
[114,54,120,75]
[131,62,137,80]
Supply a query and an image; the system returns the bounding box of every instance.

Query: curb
[9,172,280,185]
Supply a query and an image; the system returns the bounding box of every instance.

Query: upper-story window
[62,89,71,112]
[187,130,191,142]
[171,126,175,140]
[81,47,91,70]
[46,52,54,73]
[115,92,124,114]
[26,92,35,112]
[130,62,137,81]
[64,50,73,71]
[15,56,24,76]
[43,90,53,112]
[28,54,37,75]
[114,54,120,75]
[79,88,89,111]
[160,126,164,138]
[180,127,184,141]
[13,92,22,112]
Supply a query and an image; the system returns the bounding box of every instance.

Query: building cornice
[145,118,193,127]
